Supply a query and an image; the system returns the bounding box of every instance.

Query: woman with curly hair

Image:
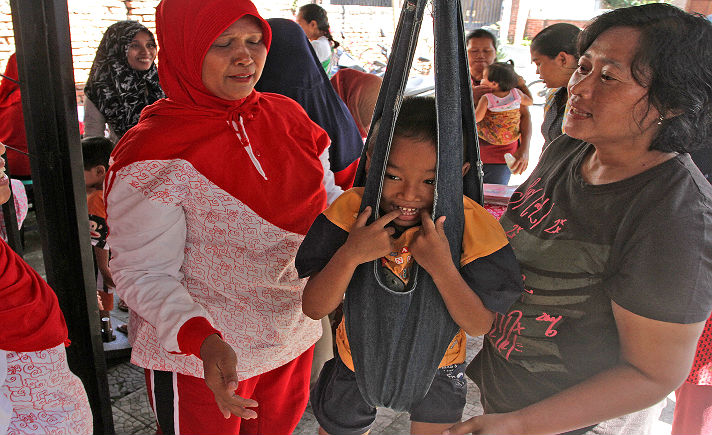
[449,4,712,434]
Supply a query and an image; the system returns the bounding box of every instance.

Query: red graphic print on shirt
[509,178,561,231]
[488,310,525,360]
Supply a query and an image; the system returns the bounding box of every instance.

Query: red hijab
[0,54,20,107]
[0,54,31,177]
[330,68,382,138]
[107,0,328,235]
[0,238,68,352]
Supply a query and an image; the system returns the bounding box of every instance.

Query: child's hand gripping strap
[345,0,483,411]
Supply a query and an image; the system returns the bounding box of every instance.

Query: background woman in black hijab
[84,20,164,142]
[256,17,366,386]
[256,18,363,198]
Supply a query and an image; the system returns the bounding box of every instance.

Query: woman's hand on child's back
[342,206,400,266]
[410,211,455,276]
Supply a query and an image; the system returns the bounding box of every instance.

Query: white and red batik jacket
[105,90,328,380]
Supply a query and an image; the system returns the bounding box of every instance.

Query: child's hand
[410,210,456,275]
[342,206,400,265]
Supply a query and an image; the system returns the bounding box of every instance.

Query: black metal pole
[9,0,114,433]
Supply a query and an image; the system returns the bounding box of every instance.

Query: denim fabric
[345,0,483,411]
[483,163,512,185]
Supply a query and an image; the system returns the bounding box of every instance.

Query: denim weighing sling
[344,0,484,411]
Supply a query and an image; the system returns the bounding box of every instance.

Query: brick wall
[507,0,520,43]
[688,0,712,14]
[0,1,16,67]
[0,1,433,105]
[524,18,589,40]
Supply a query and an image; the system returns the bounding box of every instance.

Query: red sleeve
[176,316,222,358]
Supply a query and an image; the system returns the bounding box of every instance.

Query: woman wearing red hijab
[0,141,93,434]
[105,0,328,433]
[330,67,382,139]
[0,54,31,178]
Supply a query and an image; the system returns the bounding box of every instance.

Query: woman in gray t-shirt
[449,4,712,435]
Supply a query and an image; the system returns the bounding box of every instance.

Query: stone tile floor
[17,210,676,434]
[104,320,486,435]
[105,307,155,434]
[104,319,675,435]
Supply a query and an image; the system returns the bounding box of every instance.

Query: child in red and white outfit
[105,0,330,433]
[0,142,93,435]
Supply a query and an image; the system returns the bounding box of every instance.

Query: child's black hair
[367,96,437,153]
[484,61,518,91]
[299,4,340,49]
[81,136,114,170]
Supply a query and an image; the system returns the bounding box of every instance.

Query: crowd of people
[1,1,711,435]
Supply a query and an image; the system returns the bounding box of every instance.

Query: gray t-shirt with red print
[468,135,712,433]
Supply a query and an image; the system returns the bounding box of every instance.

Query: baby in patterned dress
[475,61,533,146]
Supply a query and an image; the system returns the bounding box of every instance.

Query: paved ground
[101,322,675,434]
[103,323,487,435]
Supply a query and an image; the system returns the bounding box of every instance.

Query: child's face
[379,136,437,229]
[83,165,106,192]
[480,71,497,90]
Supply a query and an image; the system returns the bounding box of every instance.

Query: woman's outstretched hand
[200,334,258,419]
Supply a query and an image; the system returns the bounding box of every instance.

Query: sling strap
[345,0,483,411]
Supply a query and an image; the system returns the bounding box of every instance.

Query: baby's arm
[475,95,489,123]
[517,88,534,106]
[516,75,532,98]
[302,207,401,320]
[409,211,495,336]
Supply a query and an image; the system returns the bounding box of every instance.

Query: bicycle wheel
[527,79,548,106]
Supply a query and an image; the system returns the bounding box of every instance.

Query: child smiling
[296,96,524,435]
